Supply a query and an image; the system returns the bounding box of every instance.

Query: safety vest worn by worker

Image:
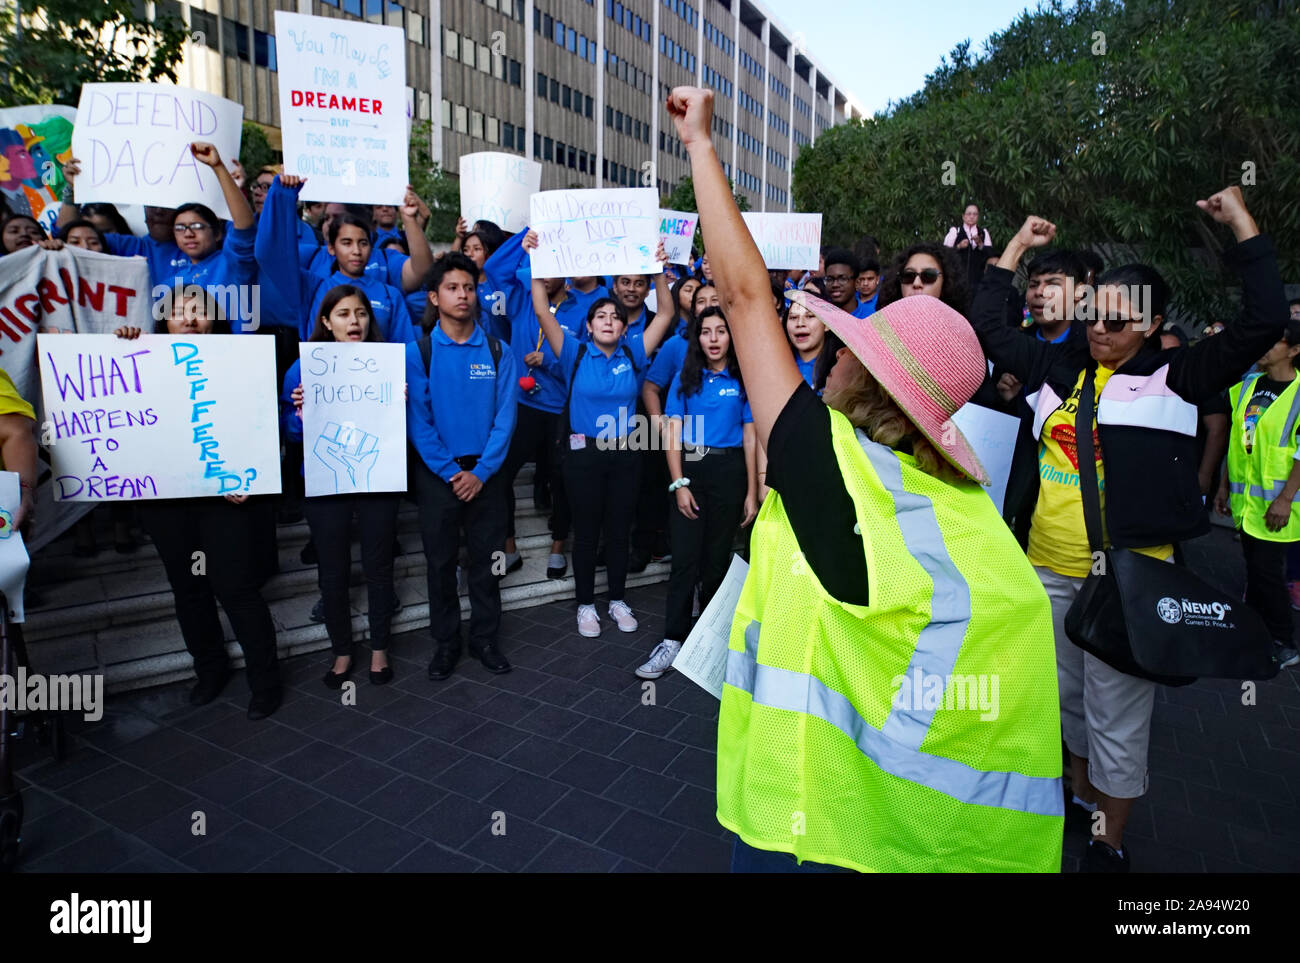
[1227,373,1300,541]
[717,409,1064,872]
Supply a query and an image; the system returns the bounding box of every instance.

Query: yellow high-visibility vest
[717,409,1064,872]
[1227,373,1300,541]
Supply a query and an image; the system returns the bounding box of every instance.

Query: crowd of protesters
[0,85,1295,874]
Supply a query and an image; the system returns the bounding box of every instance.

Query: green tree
[665,174,750,254]
[792,0,1300,325]
[1,0,188,106]
[409,120,460,242]
[239,123,276,179]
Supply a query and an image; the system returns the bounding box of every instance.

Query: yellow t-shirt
[1027,366,1173,577]
[0,368,34,421]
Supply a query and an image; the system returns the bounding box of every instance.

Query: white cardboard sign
[741,212,822,270]
[658,209,699,265]
[71,84,244,220]
[275,11,409,204]
[528,188,662,279]
[299,341,406,497]
[460,151,542,233]
[38,334,281,501]
[950,402,1021,514]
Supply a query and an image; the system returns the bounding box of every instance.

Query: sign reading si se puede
[299,341,406,497]
[459,152,542,234]
[70,84,244,220]
[528,188,662,280]
[37,334,281,501]
[658,209,699,265]
[275,11,409,204]
[741,212,822,270]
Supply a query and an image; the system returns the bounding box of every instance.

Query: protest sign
[0,104,78,235]
[0,472,30,623]
[70,84,243,220]
[529,188,662,279]
[275,11,409,204]
[460,151,542,233]
[299,341,406,497]
[950,402,1021,514]
[658,209,699,265]
[741,212,822,270]
[37,334,280,502]
[676,554,749,699]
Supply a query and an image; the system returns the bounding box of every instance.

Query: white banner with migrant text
[37,334,281,502]
[0,245,153,550]
[275,11,409,204]
[70,83,244,220]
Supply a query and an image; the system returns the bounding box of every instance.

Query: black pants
[633,411,671,557]
[1241,531,1294,643]
[412,458,507,651]
[664,449,747,640]
[500,402,570,542]
[302,493,401,654]
[140,497,281,696]
[562,443,641,605]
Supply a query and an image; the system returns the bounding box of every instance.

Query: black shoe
[300,540,318,565]
[247,688,283,721]
[309,597,326,623]
[323,660,354,690]
[370,666,394,685]
[427,645,461,681]
[500,553,524,576]
[1064,791,1098,835]
[189,669,231,706]
[1084,839,1130,873]
[469,640,512,674]
[627,550,650,574]
[546,554,567,579]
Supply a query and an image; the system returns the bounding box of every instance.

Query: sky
[760,0,1038,117]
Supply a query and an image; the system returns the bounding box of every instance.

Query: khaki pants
[1034,565,1157,799]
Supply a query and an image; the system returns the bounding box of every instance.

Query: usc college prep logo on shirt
[468,362,496,380]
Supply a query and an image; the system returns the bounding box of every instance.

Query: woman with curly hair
[876,241,970,317]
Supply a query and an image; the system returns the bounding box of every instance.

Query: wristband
[62,183,75,203]
[668,477,690,493]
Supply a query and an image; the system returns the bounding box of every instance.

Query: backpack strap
[418,333,433,376]
[487,333,502,371]
[1075,367,1105,553]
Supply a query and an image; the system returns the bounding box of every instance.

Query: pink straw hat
[788,290,990,485]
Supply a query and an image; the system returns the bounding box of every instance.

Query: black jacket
[968,234,1287,548]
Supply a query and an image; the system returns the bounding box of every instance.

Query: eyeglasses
[824,273,855,284]
[173,223,211,235]
[900,268,942,285]
[1096,317,1143,333]
[252,181,274,192]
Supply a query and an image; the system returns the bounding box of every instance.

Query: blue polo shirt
[555,282,610,337]
[405,322,517,483]
[665,368,751,449]
[645,319,691,389]
[558,332,648,440]
[853,292,879,318]
[795,355,818,390]
[306,271,416,345]
[1035,325,1072,344]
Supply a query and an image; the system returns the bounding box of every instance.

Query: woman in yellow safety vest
[1214,321,1300,670]
[668,85,1064,873]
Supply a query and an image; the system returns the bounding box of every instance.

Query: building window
[253,29,276,70]
[510,59,522,86]
[562,85,571,109]
[503,121,515,147]
[407,11,425,44]
[585,95,593,118]
[454,104,468,133]
[191,8,218,47]
[550,78,559,102]
[441,99,451,128]
[486,116,499,143]
[556,140,566,165]
[544,137,554,161]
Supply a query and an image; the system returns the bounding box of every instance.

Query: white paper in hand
[674,554,749,699]
[0,471,30,623]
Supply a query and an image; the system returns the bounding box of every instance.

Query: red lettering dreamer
[289,90,383,114]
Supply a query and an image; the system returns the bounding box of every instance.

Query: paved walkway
[12,528,1300,872]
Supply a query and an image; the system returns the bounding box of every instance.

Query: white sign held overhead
[70,84,244,220]
[658,209,699,265]
[299,342,407,497]
[528,188,662,279]
[460,151,542,234]
[742,212,822,270]
[37,334,281,501]
[274,11,409,204]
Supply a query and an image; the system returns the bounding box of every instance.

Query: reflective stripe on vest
[1230,480,1300,502]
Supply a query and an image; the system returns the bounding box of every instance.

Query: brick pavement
[11,528,1300,872]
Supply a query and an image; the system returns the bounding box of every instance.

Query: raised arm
[191,142,253,231]
[399,185,434,292]
[641,243,675,356]
[56,159,82,232]
[670,87,797,448]
[523,230,567,358]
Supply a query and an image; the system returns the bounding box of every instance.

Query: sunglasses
[900,268,942,285]
[1095,317,1144,333]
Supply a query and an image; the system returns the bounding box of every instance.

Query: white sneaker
[636,640,682,679]
[577,604,601,637]
[609,600,638,632]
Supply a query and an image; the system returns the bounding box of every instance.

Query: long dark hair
[0,213,43,253]
[61,218,108,252]
[677,306,743,400]
[669,273,699,323]
[308,284,381,342]
[174,202,224,244]
[327,212,373,248]
[877,241,970,316]
[79,202,132,235]
[585,296,629,333]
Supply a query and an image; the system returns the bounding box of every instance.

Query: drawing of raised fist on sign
[314,421,380,492]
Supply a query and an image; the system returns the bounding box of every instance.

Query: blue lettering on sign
[171,341,246,494]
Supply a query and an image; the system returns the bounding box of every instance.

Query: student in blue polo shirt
[257,174,420,345]
[408,252,518,681]
[854,257,881,318]
[636,306,759,679]
[525,233,675,639]
[783,294,828,390]
[59,145,257,328]
[281,284,402,689]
